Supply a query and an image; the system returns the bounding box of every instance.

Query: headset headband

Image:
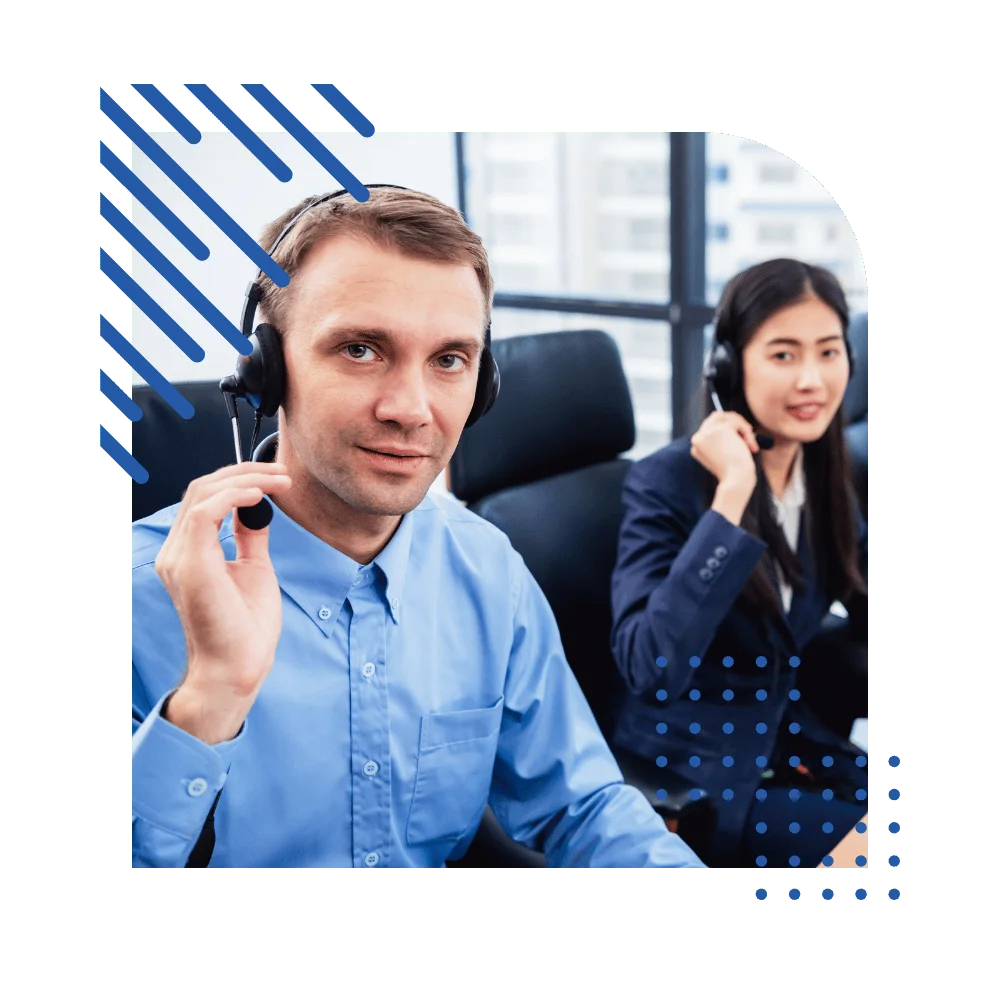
[240,184,412,341]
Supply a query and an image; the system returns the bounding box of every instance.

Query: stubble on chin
[317,462,442,518]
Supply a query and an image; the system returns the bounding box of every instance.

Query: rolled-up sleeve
[489,554,705,868]
[611,457,767,698]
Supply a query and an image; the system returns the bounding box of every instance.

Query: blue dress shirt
[132,490,704,868]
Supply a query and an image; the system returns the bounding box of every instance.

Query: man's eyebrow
[316,327,485,354]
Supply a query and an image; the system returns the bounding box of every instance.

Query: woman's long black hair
[701,258,867,617]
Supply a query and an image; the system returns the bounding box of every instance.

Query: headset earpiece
[704,341,740,404]
[235,323,285,418]
[466,347,500,427]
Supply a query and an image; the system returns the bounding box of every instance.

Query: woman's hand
[691,411,759,526]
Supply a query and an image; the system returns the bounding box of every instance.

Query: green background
[9,0,996,997]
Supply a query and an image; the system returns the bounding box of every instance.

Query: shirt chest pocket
[406,697,504,846]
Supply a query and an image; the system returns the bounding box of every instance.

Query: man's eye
[772,351,793,362]
[823,347,842,359]
[344,344,374,361]
[436,354,465,371]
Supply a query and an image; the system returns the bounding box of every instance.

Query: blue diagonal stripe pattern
[100,250,204,362]
[185,85,293,182]
[100,316,195,419]
[101,370,143,421]
[133,84,202,143]
[243,85,369,201]
[101,195,251,354]
[100,89,290,287]
[312,84,375,137]
[101,425,149,483]
[100,143,210,261]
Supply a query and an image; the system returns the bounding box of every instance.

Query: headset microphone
[219,375,274,530]
[705,343,774,451]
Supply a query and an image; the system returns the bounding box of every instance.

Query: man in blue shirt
[131,186,705,868]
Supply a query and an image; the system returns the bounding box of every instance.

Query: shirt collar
[255,502,359,638]
[771,449,806,522]
[222,490,434,634]
[242,433,437,627]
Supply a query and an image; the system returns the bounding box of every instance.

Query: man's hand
[154,463,293,744]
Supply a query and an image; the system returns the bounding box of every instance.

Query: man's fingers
[233,503,274,563]
[188,471,292,501]
[187,487,273,532]
[179,462,289,511]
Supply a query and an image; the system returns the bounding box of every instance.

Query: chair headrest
[450,329,635,505]
[842,311,868,425]
[132,380,279,522]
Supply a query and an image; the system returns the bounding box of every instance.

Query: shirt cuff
[132,692,243,840]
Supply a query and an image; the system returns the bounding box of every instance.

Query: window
[457,132,867,446]
[706,134,867,315]
[463,132,670,302]
[758,222,796,244]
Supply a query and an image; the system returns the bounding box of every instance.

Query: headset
[220,184,501,529]
[703,319,856,452]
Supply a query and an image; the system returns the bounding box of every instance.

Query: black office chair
[843,311,868,517]
[132,381,278,522]
[448,330,717,866]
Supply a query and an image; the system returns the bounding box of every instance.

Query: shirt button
[714,545,729,559]
[354,575,363,586]
[363,760,379,776]
[390,597,399,610]
[364,851,380,867]
[187,777,208,797]
[362,661,376,679]
[699,568,713,582]
[707,557,721,569]
[318,606,332,620]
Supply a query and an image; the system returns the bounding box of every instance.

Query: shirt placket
[347,568,391,868]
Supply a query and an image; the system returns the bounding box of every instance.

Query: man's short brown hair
[254,186,494,335]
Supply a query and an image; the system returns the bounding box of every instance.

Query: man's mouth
[358,446,428,459]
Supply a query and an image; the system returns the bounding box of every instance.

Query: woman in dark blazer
[610,259,867,868]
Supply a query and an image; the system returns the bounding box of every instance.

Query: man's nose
[373,364,433,428]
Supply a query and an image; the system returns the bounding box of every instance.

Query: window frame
[455,131,712,439]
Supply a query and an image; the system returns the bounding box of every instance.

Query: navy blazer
[610,437,867,854]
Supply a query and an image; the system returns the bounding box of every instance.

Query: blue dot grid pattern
[752,751,901,898]
[98,84,376,483]
[644,653,894,901]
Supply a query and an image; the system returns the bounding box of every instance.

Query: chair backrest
[450,330,636,731]
[132,380,278,522]
[842,312,868,516]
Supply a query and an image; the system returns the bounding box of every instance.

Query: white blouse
[771,449,806,614]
